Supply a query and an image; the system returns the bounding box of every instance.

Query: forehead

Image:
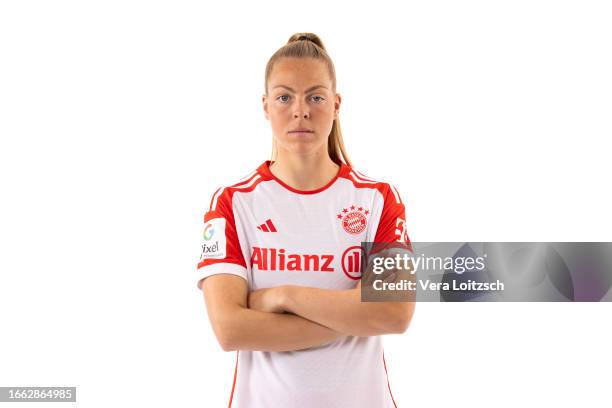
[268,58,332,91]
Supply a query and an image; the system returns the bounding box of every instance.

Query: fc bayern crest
[337,205,369,234]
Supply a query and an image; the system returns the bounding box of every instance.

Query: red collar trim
[256,160,350,195]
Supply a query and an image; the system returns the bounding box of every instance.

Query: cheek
[270,112,286,127]
[313,103,334,116]
[269,109,290,134]
[269,104,290,119]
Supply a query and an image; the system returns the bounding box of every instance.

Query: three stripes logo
[257,219,277,233]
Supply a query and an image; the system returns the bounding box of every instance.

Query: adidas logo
[257,219,277,232]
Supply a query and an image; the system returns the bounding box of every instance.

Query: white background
[1,1,611,407]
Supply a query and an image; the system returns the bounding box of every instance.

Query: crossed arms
[200,257,415,352]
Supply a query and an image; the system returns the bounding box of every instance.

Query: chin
[278,140,326,156]
[278,133,319,145]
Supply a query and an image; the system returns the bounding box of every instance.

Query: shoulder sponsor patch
[200,217,226,260]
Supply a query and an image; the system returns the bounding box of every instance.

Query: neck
[269,151,340,191]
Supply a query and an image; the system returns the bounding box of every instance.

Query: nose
[293,102,310,119]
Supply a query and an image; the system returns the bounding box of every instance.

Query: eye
[311,95,325,103]
[276,95,290,103]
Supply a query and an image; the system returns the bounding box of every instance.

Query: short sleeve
[196,188,247,289]
[372,183,412,253]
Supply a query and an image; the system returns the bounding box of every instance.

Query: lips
[288,129,314,133]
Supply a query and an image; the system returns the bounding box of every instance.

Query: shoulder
[207,166,266,212]
[340,165,404,205]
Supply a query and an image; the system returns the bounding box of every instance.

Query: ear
[262,94,270,120]
[334,93,342,119]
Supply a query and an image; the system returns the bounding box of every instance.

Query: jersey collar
[256,160,351,194]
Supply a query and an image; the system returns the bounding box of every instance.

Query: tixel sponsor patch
[200,218,226,259]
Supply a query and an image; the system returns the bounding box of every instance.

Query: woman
[197,33,414,408]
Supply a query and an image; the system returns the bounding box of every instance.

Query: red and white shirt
[197,160,411,408]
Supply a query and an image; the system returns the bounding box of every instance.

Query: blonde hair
[264,33,352,167]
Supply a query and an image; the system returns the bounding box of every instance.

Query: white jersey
[197,160,411,408]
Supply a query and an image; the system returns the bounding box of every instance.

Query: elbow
[376,302,415,334]
[390,315,411,334]
[218,337,237,352]
[376,316,409,335]
[211,317,240,352]
[393,302,415,333]
[215,327,236,352]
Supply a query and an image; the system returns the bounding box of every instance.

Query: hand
[248,286,287,313]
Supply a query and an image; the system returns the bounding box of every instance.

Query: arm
[200,273,344,352]
[259,282,415,337]
[248,248,415,337]
[293,281,415,336]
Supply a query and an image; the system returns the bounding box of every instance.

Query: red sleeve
[373,183,412,252]
[196,188,247,288]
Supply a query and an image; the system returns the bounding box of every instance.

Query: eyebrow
[272,85,328,93]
